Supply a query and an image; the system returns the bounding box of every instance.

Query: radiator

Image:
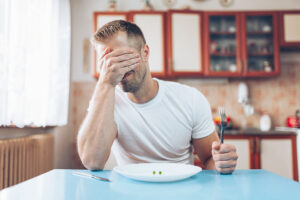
[0,133,54,190]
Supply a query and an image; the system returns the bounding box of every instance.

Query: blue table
[0,169,299,200]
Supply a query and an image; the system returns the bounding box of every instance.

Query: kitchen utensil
[72,171,111,182]
[219,107,227,143]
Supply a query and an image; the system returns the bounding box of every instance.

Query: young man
[77,20,238,174]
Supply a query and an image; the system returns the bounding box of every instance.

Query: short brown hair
[92,20,146,50]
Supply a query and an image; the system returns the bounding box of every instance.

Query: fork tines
[219,107,227,126]
[218,107,227,144]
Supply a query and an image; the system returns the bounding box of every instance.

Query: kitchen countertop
[222,128,298,136]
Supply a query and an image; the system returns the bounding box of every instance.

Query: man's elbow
[80,154,105,170]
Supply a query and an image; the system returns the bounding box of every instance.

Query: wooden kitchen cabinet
[92,10,284,79]
[224,134,298,181]
[128,11,167,78]
[93,12,129,78]
[167,10,204,77]
[225,136,252,170]
[259,137,295,180]
[204,11,280,77]
[279,11,300,47]
[204,12,243,77]
[242,12,280,77]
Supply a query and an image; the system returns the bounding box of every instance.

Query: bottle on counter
[260,112,272,131]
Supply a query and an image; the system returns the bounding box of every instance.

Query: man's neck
[127,75,158,104]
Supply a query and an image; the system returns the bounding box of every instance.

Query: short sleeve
[191,89,215,139]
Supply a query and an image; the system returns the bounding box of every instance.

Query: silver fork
[218,107,227,144]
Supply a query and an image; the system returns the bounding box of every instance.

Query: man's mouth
[122,70,134,80]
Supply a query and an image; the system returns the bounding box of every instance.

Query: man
[77,20,238,174]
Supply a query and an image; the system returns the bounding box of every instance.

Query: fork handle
[220,126,224,144]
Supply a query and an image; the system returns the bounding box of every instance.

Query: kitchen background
[70,0,300,169]
[1,0,300,171]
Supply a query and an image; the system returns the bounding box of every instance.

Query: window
[0,0,5,65]
[0,0,71,127]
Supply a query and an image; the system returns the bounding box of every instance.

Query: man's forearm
[204,156,216,170]
[77,81,117,170]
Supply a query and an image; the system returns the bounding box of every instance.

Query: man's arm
[77,82,116,170]
[193,131,219,170]
[77,48,140,170]
[193,131,238,174]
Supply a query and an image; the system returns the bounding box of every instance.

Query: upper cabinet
[167,10,204,77]
[204,11,280,77]
[128,11,167,78]
[279,11,300,47]
[93,12,129,78]
[242,12,280,77]
[204,12,242,77]
[92,10,287,79]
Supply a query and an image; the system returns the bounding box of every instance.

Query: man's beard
[120,67,147,93]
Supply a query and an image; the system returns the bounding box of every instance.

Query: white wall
[70,0,300,82]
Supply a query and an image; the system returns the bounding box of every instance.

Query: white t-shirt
[112,78,215,166]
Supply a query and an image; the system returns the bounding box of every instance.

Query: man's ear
[141,44,149,62]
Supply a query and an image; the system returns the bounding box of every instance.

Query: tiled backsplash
[71,59,300,168]
[182,62,299,129]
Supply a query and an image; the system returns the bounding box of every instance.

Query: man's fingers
[113,53,140,63]
[212,141,221,151]
[216,167,235,174]
[101,48,111,59]
[97,48,111,62]
[213,151,238,161]
[219,144,237,154]
[116,57,140,69]
[119,63,139,75]
[108,56,140,78]
[215,160,237,168]
[106,48,135,59]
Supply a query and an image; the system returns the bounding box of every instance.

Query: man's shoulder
[158,78,199,96]
[158,79,209,107]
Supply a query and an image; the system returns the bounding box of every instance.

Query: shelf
[205,12,279,78]
[248,53,273,56]
[210,31,236,35]
[247,31,273,35]
[210,53,236,57]
[248,69,274,73]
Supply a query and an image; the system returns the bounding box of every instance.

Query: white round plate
[113,163,202,182]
